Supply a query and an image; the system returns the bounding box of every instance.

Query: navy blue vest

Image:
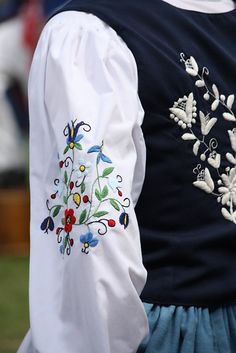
[53,0,236,306]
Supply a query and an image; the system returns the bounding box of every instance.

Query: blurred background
[0,1,66,352]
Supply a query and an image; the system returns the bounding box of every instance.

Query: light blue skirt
[137,303,236,353]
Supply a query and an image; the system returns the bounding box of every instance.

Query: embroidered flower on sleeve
[88,141,112,164]
[65,120,84,152]
[40,119,131,255]
[74,159,91,178]
[64,209,76,233]
[80,232,99,254]
[119,212,129,229]
[41,216,54,234]
[53,177,66,199]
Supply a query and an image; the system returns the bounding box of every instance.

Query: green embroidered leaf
[64,145,69,154]
[63,196,68,204]
[61,218,65,225]
[101,186,109,199]
[75,143,82,150]
[93,211,109,218]
[53,205,62,218]
[95,189,102,201]
[110,199,120,211]
[64,170,68,184]
[81,181,86,194]
[102,167,114,177]
[79,209,87,224]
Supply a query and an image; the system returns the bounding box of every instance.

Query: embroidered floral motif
[40,119,131,255]
[169,53,236,224]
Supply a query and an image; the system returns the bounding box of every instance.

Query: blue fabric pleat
[137,303,236,353]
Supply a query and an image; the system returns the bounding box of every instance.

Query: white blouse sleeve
[18,10,148,353]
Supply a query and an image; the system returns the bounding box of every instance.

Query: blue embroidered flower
[119,212,129,229]
[66,121,84,149]
[41,216,54,233]
[80,232,99,254]
[88,141,112,164]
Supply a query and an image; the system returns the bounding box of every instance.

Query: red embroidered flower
[64,209,76,233]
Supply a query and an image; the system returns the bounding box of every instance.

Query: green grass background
[0,257,29,353]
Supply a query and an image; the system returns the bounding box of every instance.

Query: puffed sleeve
[18,11,148,353]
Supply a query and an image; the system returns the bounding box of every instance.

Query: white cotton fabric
[17,11,148,353]
[18,1,236,352]
[162,0,235,13]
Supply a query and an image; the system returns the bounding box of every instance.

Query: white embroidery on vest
[169,53,236,224]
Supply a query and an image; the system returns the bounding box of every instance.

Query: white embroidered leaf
[207,153,221,169]
[212,84,219,99]
[205,118,217,135]
[193,181,213,194]
[226,152,236,165]
[211,99,219,111]
[221,193,230,206]
[228,130,236,152]
[185,93,194,117]
[227,94,235,110]
[193,140,200,156]
[218,186,229,194]
[205,167,215,192]
[190,56,198,72]
[223,112,236,121]
[199,111,206,134]
[169,108,187,121]
[195,80,205,88]
[221,207,233,222]
[181,133,197,141]
[221,173,230,186]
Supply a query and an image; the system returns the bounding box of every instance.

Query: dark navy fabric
[0,0,23,22]
[52,0,236,306]
[42,0,67,16]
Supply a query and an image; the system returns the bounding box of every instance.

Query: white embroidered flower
[193,167,214,194]
[207,151,221,169]
[54,177,66,198]
[218,168,236,206]
[108,177,120,192]
[199,111,217,136]
[184,56,199,76]
[74,160,91,178]
[228,129,236,152]
[169,93,197,129]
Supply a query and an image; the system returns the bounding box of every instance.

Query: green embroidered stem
[85,201,102,223]
[197,71,235,117]
[96,162,102,192]
[87,176,106,220]
[66,149,75,206]
[49,204,63,213]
